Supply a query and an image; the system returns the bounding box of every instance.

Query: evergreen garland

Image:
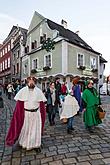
[42,38,55,52]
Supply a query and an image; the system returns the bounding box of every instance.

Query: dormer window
[25,46,29,53]
[31,40,37,50]
[34,40,37,48]
[25,47,27,53]
[40,34,46,44]
[27,46,29,53]
[31,42,34,49]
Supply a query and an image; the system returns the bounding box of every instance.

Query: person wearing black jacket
[45,82,60,126]
[55,77,61,96]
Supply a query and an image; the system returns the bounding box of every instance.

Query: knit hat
[85,80,94,86]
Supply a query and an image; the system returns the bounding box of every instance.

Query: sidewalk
[0,95,110,165]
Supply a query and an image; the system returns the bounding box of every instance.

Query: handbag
[62,118,68,123]
[97,106,106,119]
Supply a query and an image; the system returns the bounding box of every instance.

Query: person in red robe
[6,76,46,152]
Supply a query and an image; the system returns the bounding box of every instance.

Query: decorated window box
[31,69,37,74]
[91,68,98,72]
[43,66,51,71]
[78,66,86,70]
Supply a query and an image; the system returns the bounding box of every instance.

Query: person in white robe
[60,90,79,134]
[14,76,47,152]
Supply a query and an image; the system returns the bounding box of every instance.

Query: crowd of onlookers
[1,76,103,135]
[2,80,26,100]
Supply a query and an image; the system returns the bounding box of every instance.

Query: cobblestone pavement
[0,95,110,165]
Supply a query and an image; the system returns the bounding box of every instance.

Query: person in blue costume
[72,77,82,114]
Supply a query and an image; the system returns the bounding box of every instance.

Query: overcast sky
[0,0,110,76]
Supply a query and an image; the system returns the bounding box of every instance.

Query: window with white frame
[8,44,10,52]
[5,59,7,69]
[17,50,20,58]
[2,61,4,70]
[23,64,27,75]
[8,58,10,68]
[44,53,52,67]
[32,58,38,69]
[77,53,84,66]
[16,63,19,73]
[90,56,96,69]
[13,54,16,60]
[13,65,15,75]
[31,40,37,50]
[40,33,46,44]
[0,63,2,72]
[5,47,7,54]
[0,51,2,57]
[3,49,4,56]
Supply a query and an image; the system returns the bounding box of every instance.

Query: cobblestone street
[0,95,110,165]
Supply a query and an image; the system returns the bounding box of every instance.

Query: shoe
[71,127,74,131]
[67,129,72,134]
[88,127,94,133]
[41,143,43,149]
[88,129,94,133]
[50,121,53,126]
[34,148,41,153]
[12,143,22,152]
[52,121,55,125]
[50,123,53,126]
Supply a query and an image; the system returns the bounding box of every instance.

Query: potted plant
[91,68,98,72]
[78,66,86,70]
[43,66,51,71]
[31,69,37,74]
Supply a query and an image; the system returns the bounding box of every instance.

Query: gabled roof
[20,27,28,45]
[28,11,45,33]
[47,19,100,55]
[8,26,17,37]
[3,26,27,45]
[3,26,17,44]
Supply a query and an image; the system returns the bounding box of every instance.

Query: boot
[88,126,94,133]
[70,127,74,131]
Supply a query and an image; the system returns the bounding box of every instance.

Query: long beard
[28,84,35,89]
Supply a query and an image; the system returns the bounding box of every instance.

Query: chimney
[61,19,67,29]
[75,30,80,35]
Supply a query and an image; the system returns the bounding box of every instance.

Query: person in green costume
[82,80,102,133]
